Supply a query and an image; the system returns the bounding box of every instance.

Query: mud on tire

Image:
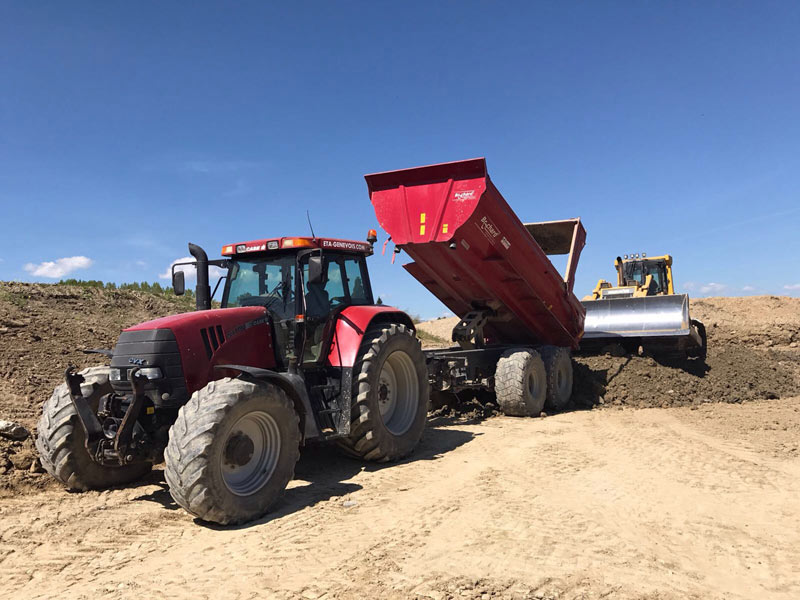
[35,365,152,491]
[494,349,547,417]
[337,323,429,462]
[164,377,300,525]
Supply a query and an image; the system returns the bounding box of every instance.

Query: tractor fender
[214,365,320,441]
[327,305,415,368]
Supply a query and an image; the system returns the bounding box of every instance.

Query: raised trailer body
[366,158,586,349]
[365,158,586,414]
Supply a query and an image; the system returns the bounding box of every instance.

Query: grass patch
[416,328,448,346]
[0,290,27,308]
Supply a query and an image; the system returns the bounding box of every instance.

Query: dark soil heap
[571,296,800,409]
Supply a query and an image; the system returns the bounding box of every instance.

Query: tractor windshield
[223,255,296,319]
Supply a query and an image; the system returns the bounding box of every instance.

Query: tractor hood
[112,307,276,404]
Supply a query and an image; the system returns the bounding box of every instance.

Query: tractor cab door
[300,252,373,363]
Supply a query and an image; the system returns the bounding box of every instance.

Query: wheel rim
[221,411,281,497]
[377,350,419,436]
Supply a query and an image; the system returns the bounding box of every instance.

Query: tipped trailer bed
[365,158,587,415]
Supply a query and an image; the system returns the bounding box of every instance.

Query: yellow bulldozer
[581,253,707,358]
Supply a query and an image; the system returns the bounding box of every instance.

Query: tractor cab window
[344,257,369,304]
[224,256,296,319]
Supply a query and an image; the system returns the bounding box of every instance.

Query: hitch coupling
[65,366,148,465]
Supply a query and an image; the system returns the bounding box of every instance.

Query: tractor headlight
[109,368,123,381]
[136,367,163,380]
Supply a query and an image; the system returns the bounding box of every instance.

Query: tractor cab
[215,236,376,366]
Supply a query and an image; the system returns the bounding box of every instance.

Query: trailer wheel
[35,366,152,491]
[338,323,428,462]
[494,349,547,417]
[541,346,574,412]
[164,378,300,525]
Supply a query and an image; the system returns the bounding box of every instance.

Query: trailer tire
[164,378,300,525]
[35,366,152,491]
[541,346,574,412]
[495,349,547,417]
[338,323,428,462]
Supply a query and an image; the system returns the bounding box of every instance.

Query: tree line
[57,279,194,296]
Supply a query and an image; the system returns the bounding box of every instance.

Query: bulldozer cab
[616,255,674,296]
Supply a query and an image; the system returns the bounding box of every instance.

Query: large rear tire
[495,349,547,417]
[541,346,574,412]
[337,323,429,462]
[164,378,300,525]
[35,366,152,491]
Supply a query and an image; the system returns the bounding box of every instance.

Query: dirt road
[2,399,798,600]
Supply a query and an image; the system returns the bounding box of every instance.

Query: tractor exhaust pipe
[188,243,211,311]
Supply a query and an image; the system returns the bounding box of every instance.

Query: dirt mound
[574,295,800,409]
[418,296,800,410]
[692,295,800,348]
[0,282,193,429]
[572,346,798,409]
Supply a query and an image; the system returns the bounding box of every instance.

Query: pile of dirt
[417,296,800,410]
[572,346,798,409]
[0,282,194,494]
[0,282,193,429]
[692,295,800,348]
[0,436,51,495]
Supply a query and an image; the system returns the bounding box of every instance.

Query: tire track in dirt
[2,406,800,599]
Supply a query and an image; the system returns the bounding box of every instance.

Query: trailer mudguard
[327,305,415,367]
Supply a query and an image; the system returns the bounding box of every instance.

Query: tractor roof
[221,236,372,257]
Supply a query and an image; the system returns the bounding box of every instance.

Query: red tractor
[36,235,428,524]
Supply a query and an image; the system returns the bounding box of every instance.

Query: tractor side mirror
[308,255,324,285]
[172,270,185,296]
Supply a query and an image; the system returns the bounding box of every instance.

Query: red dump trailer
[365,158,587,416]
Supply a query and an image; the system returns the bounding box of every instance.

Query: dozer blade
[581,294,706,356]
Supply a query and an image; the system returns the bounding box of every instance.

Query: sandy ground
[2,287,799,598]
[2,398,799,599]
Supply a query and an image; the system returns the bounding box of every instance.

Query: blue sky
[2,2,799,318]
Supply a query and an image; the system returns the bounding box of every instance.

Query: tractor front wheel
[164,378,300,525]
[35,366,152,491]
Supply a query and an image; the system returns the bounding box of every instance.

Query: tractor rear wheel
[164,378,300,525]
[35,365,152,491]
[494,349,547,417]
[541,346,574,412]
[337,323,428,462]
